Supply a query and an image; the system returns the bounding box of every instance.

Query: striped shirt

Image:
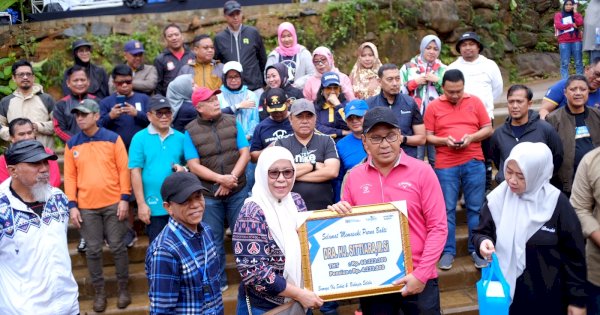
[145,218,224,315]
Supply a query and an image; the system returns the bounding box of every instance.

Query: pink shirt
[303,71,356,102]
[341,153,447,283]
[0,147,61,188]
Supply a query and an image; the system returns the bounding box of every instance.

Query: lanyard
[168,223,208,279]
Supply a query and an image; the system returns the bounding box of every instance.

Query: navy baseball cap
[124,40,145,54]
[321,72,340,87]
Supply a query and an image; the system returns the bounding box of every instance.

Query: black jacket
[153,47,195,96]
[214,25,267,91]
[471,196,587,314]
[490,110,563,183]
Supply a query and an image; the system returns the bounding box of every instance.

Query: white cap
[223,61,243,74]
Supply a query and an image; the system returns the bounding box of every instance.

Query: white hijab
[486,142,560,300]
[245,146,309,289]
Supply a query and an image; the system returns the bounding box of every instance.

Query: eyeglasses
[114,80,133,86]
[313,59,327,66]
[267,168,295,179]
[153,111,173,118]
[15,72,33,79]
[368,133,399,144]
[226,75,241,81]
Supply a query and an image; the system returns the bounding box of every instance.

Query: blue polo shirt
[183,121,249,160]
[128,125,186,216]
[544,79,600,109]
[333,133,366,202]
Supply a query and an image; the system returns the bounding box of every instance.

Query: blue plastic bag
[477,253,510,315]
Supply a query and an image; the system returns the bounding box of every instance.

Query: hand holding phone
[454,141,464,146]
[116,95,126,106]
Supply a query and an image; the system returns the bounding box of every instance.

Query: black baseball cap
[5,140,57,165]
[455,31,483,53]
[72,39,92,51]
[149,95,171,112]
[265,88,289,113]
[362,107,400,134]
[161,172,209,204]
[224,0,241,15]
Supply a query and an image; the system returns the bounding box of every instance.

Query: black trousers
[359,278,441,315]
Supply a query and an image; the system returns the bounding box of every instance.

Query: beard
[31,181,51,202]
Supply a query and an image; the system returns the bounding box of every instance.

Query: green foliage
[320,0,377,47]
[439,44,454,66]
[535,41,557,52]
[0,0,18,11]
[0,54,50,97]
[263,36,278,55]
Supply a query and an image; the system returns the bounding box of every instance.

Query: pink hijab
[275,22,301,57]
[312,46,336,78]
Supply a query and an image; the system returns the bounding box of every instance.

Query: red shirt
[424,93,491,169]
[0,147,61,187]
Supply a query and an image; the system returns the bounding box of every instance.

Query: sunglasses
[153,111,173,118]
[267,168,295,179]
[115,80,133,86]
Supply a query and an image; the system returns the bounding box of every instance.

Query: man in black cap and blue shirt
[129,95,187,243]
[366,64,426,158]
[250,87,293,162]
[215,0,268,95]
[0,140,79,314]
[145,171,224,314]
[109,40,158,96]
[448,31,503,191]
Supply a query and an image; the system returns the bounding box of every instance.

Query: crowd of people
[0,0,600,314]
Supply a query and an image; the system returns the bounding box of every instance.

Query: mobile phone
[454,141,464,145]
[116,95,126,106]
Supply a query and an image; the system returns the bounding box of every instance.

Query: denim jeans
[245,162,256,196]
[145,214,169,245]
[435,160,486,256]
[79,203,129,287]
[203,185,249,288]
[360,278,440,315]
[559,42,584,79]
[417,144,436,168]
[588,282,600,315]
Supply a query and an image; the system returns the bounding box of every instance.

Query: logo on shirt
[72,150,79,159]
[243,38,250,45]
[265,130,289,145]
[575,126,590,139]
[400,110,411,114]
[360,184,372,194]
[541,226,556,233]
[166,61,175,71]
[294,148,316,163]
[398,182,413,189]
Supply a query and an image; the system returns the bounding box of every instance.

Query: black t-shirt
[10,186,45,217]
[274,133,339,210]
[510,124,527,139]
[574,112,594,175]
[250,118,294,152]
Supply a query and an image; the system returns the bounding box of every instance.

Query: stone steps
[72,206,481,314]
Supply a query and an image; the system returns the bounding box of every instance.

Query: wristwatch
[310,160,317,171]
[402,135,408,145]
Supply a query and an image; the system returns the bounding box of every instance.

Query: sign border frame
[298,203,413,301]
